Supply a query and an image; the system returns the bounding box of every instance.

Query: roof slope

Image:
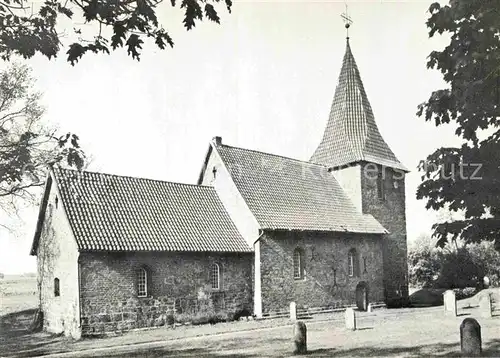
[49,168,252,252]
[215,144,387,234]
[310,39,407,171]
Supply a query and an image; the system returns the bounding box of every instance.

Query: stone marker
[443,290,457,316]
[367,303,372,313]
[483,276,490,289]
[345,307,356,331]
[460,318,481,356]
[480,293,492,318]
[293,321,307,355]
[290,302,297,321]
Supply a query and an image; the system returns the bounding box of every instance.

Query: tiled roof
[215,144,387,234]
[310,39,408,172]
[51,168,252,252]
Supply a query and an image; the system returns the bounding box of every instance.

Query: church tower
[310,34,409,305]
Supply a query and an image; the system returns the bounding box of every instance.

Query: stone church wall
[259,231,384,313]
[78,251,253,335]
[360,164,408,304]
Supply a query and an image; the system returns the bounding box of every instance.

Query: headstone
[290,302,297,321]
[443,290,457,316]
[460,318,481,356]
[480,293,492,318]
[345,307,356,331]
[293,321,307,355]
[367,303,372,313]
[483,276,490,289]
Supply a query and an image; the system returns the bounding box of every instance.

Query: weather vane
[340,3,353,39]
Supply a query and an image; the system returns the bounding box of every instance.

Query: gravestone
[460,318,481,356]
[293,321,307,354]
[443,290,457,316]
[345,307,356,331]
[480,293,492,318]
[290,302,297,321]
[367,303,372,313]
[483,276,490,289]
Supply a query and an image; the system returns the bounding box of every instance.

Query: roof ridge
[218,143,329,169]
[54,167,214,190]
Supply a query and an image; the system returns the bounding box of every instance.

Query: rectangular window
[293,249,304,279]
[348,255,354,277]
[211,264,220,290]
[377,171,385,201]
[137,269,147,297]
[54,278,60,297]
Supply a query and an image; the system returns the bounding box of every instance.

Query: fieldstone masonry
[79,251,253,335]
[361,165,408,305]
[259,231,384,314]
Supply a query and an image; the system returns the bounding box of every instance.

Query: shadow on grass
[84,338,500,357]
[0,309,73,357]
[308,338,500,357]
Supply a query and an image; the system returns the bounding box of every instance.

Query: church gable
[213,141,387,234]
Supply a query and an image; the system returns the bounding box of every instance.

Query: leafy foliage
[0,62,84,218]
[417,0,500,249]
[408,234,500,288]
[0,0,232,64]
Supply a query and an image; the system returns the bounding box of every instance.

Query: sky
[0,0,460,274]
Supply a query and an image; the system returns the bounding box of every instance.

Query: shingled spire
[310,39,408,172]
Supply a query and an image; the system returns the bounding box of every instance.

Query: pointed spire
[310,39,408,172]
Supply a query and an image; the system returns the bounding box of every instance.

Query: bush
[453,287,479,300]
[408,236,499,290]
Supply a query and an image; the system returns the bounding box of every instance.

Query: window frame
[377,171,385,201]
[137,267,148,298]
[211,263,221,290]
[293,248,305,280]
[348,249,358,277]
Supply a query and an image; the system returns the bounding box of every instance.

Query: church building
[30,36,408,339]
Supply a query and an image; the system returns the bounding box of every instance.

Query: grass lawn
[1,287,499,357]
[54,306,500,357]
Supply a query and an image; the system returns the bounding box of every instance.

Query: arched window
[348,249,358,277]
[293,248,305,280]
[54,277,60,297]
[211,263,221,290]
[137,268,148,297]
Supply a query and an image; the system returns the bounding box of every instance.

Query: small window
[377,171,385,201]
[348,249,358,277]
[363,257,367,273]
[211,263,220,290]
[54,278,60,297]
[293,248,305,280]
[55,195,58,209]
[137,268,148,297]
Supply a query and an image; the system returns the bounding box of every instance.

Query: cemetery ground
[1,287,499,357]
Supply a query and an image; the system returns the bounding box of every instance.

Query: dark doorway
[356,282,369,311]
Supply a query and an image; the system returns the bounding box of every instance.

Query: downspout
[253,229,265,319]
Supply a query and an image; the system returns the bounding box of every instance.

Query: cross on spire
[340,3,353,39]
